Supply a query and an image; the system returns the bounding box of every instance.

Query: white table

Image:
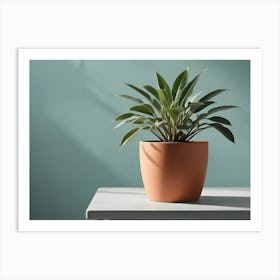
[86,187,250,220]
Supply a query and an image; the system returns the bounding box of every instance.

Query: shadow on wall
[30,61,128,220]
[30,121,124,220]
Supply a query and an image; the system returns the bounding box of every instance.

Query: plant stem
[156,127,168,141]
[185,123,211,141]
[151,130,164,141]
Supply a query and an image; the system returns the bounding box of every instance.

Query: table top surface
[86,187,250,220]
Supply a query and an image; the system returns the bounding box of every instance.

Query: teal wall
[30,60,250,219]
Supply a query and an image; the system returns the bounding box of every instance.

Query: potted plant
[114,68,237,202]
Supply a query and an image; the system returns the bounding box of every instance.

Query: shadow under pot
[139,141,208,202]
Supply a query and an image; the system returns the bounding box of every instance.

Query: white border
[18,48,262,231]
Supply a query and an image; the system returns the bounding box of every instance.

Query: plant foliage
[114,69,238,147]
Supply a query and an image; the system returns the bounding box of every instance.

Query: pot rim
[139,140,208,144]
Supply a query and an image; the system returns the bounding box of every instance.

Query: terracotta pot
[139,141,208,202]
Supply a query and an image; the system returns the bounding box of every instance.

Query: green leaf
[177,119,193,130]
[179,74,200,105]
[208,116,231,125]
[130,104,155,116]
[190,113,208,128]
[151,98,162,112]
[193,101,215,113]
[120,95,144,104]
[114,113,134,121]
[156,72,170,92]
[153,119,165,128]
[143,85,159,100]
[210,123,235,143]
[156,72,172,104]
[114,115,147,129]
[167,107,184,121]
[157,89,169,108]
[199,89,226,102]
[195,113,208,122]
[187,102,204,112]
[172,69,187,97]
[188,91,204,103]
[146,118,165,130]
[198,113,208,119]
[114,119,128,129]
[208,105,238,115]
[130,116,148,124]
[120,127,142,147]
[125,83,151,101]
[179,68,188,90]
